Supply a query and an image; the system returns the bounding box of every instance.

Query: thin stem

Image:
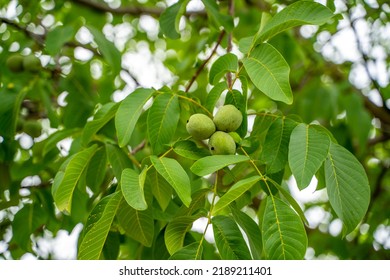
[197,170,220,258]
[71,0,207,17]
[185,31,226,93]
[226,0,235,88]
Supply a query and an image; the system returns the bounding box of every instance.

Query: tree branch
[71,0,207,17]
[185,30,226,92]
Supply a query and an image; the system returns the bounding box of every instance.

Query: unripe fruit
[23,120,42,138]
[186,113,216,140]
[23,55,41,73]
[6,54,24,73]
[213,104,243,132]
[208,131,236,155]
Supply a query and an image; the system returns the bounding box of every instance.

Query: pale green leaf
[169,242,203,260]
[258,1,334,43]
[260,117,297,173]
[78,191,122,259]
[325,142,370,234]
[116,198,154,247]
[289,124,330,190]
[121,168,147,211]
[82,102,119,146]
[213,175,261,214]
[262,196,307,260]
[151,156,191,207]
[53,145,98,213]
[147,94,180,155]
[212,215,252,260]
[165,213,204,255]
[209,53,238,85]
[115,88,154,147]
[190,155,249,176]
[243,43,292,104]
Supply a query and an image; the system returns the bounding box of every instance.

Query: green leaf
[213,175,261,214]
[209,53,238,85]
[151,156,191,207]
[53,144,98,213]
[159,0,190,39]
[147,94,180,155]
[289,124,330,190]
[325,142,371,234]
[231,207,262,260]
[265,178,309,225]
[262,196,307,260]
[147,168,172,211]
[121,168,147,211]
[169,242,203,260]
[86,146,107,193]
[42,128,80,156]
[173,140,210,160]
[115,88,154,147]
[12,204,48,251]
[201,0,234,31]
[165,213,203,255]
[205,82,227,113]
[106,144,133,181]
[260,117,297,173]
[82,102,119,146]
[87,25,122,74]
[212,215,252,260]
[190,155,249,176]
[257,1,334,43]
[45,25,75,55]
[78,191,122,259]
[243,43,292,104]
[116,198,154,247]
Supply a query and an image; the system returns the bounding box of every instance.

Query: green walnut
[213,104,243,132]
[186,113,216,140]
[23,55,41,73]
[23,120,42,138]
[208,131,236,155]
[6,54,24,73]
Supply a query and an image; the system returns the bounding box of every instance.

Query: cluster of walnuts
[186,105,243,155]
[6,54,41,73]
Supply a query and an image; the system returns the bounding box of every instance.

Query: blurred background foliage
[0,0,389,259]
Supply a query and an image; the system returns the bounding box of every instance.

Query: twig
[346,5,389,111]
[71,0,207,17]
[185,30,226,92]
[226,0,235,88]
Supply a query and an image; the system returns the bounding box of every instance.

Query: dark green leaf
[262,196,307,260]
[212,215,252,260]
[325,142,370,234]
[209,53,238,85]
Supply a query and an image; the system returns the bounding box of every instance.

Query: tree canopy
[0,0,389,260]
